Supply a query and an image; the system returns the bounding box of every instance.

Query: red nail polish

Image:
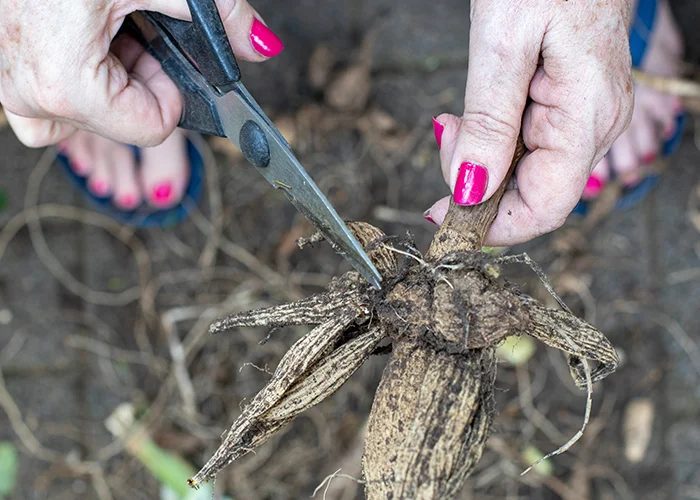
[90,179,109,197]
[583,175,604,198]
[250,19,284,58]
[423,210,436,224]
[641,152,656,165]
[152,183,172,203]
[118,194,138,209]
[454,162,488,205]
[432,117,444,149]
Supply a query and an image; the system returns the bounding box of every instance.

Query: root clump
[189,138,620,499]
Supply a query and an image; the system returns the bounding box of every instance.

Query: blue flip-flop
[57,138,204,228]
[571,0,686,216]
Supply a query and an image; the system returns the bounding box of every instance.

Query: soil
[1,0,699,499]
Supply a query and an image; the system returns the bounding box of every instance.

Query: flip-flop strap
[629,0,658,68]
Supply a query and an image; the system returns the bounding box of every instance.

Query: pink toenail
[152,183,172,203]
[118,194,138,209]
[90,179,109,197]
[423,209,436,224]
[641,153,657,165]
[583,175,604,198]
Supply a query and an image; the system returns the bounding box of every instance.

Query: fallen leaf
[308,44,336,90]
[325,65,372,112]
[623,397,654,463]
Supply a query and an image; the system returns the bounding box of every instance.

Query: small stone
[623,397,655,463]
[0,309,12,325]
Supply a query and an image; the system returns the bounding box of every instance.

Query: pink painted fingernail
[423,209,436,224]
[89,179,109,197]
[583,175,604,198]
[432,117,444,149]
[118,194,138,210]
[454,162,488,206]
[250,19,284,58]
[152,183,172,204]
[641,152,657,165]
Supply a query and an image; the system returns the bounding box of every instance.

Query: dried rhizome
[188,138,620,498]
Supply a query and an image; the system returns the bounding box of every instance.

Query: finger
[139,0,283,61]
[483,146,587,246]
[5,110,76,147]
[78,1,284,146]
[446,7,542,206]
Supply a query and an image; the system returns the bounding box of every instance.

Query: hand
[427,0,634,246]
[0,0,282,148]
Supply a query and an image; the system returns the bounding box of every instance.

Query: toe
[86,136,115,198]
[609,129,640,186]
[632,107,659,168]
[110,146,142,210]
[140,130,190,209]
[62,131,95,177]
[583,156,610,200]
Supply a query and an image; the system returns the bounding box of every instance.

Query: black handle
[145,0,241,90]
[120,0,241,136]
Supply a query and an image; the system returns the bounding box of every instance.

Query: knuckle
[462,110,519,144]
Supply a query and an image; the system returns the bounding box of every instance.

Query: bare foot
[58,129,190,211]
[583,0,684,199]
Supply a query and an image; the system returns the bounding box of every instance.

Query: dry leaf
[326,65,372,112]
[308,44,336,90]
[623,398,655,463]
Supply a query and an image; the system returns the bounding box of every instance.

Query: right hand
[0,0,283,148]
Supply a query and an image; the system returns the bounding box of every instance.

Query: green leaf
[0,442,18,496]
[496,335,536,367]
[522,445,553,476]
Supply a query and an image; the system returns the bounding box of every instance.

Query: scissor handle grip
[147,0,240,89]
[120,0,240,136]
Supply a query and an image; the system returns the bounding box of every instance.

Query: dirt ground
[1,0,699,499]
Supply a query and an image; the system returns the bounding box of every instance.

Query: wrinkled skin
[0,0,267,147]
[429,0,634,245]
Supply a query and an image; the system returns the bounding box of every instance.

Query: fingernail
[250,19,284,58]
[432,117,444,149]
[641,152,656,165]
[89,179,109,197]
[454,162,488,206]
[152,183,172,204]
[117,194,138,210]
[423,209,436,224]
[583,175,604,198]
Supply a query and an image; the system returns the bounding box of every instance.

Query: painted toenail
[118,194,138,209]
[423,209,436,224]
[89,179,109,197]
[583,175,604,198]
[641,153,657,165]
[152,183,173,203]
[56,141,69,154]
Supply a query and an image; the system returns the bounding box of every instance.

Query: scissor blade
[213,84,382,289]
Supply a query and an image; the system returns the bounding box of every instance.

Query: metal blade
[213,84,382,289]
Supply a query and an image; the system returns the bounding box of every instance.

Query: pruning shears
[124,0,382,289]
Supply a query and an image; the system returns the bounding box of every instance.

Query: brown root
[191,137,619,498]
